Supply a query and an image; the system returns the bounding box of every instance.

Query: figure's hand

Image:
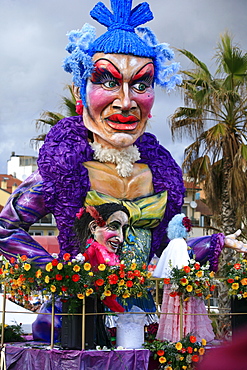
[224,230,247,253]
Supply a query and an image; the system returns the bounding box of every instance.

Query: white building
[7,152,38,181]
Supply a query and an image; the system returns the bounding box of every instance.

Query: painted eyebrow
[93,59,122,80]
[132,62,154,82]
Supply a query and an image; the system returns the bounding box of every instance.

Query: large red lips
[106,114,139,131]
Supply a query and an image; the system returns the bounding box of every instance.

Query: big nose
[116,228,124,243]
[113,83,137,111]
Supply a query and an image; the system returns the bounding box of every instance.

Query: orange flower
[190,335,197,343]
[191,354,200,362]
[164,278,170,284]
[73,265,81,272]
[183,266,191,273]
[137,292,142,297]
[118,279,125,286]
[20,255,27,262]
[157,349,164,356]
[35,270,42,278]
[199,347,205,355]
[122,292,130,299]
[10,257,16,264]
[63,253,71,261]
[86,288,94,296]
[96,278,105,286]
[77,293,85,299]
[241,278,247,286]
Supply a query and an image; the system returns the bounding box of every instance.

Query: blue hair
[63,0,182,106]
[167,213,190,240]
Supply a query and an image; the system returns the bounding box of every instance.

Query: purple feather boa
[38,116,185,259]
[208,233,225,272]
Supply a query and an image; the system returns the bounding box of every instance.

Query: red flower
[119,272,125,278]
[72,274,80,282]
[61,286,68,292]
[169,292,177,297]
[195,280,200,286]
[181,348,186,353]
[134,270,141,277]
[157,350,165,356]
[163,278,170,284]
[10,257,16,264]
[139,277,145,284]
[20,255,27,262]
[96,278,105,286]
[192,354,200,362]
[63,253,71,261]
[190,335,197,343]
[126,280,134,288]
[55,274,63,281]
[234,263,241,270]
[0,268,3,275]
[142,264,147,270]
[210,285,216,292]
[108,274,119,284]
[194,262,201,270]
[52,259,59,266]
[227,278,234,283]
[187,346,193,354]
[127,271,135,280]
[183,266,191,273]
[119,263,126,270]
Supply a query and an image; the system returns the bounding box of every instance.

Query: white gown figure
[153,237,190,278]
[154,214,215,343]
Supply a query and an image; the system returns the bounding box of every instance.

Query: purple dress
[0,116,185,264]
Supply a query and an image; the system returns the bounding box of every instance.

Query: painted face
[83,53,155,149]
[93,210,129,253]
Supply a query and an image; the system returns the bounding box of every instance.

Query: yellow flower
[147,272,152,278]
[68,262,72,266]
[194,348,198,352]
[104,290,112,297]
[184,297,190,302]
[179,356,184,361]
[45,276,50,283]
[86,288,94,296]
[98,264,106,271]
[36,269,42,278]
[182,367,187,370]
[57,263,63,270]
[23,263,31,271]
[119,279,125,286]
[196,270,203,278]
[166,366,173,370]
[84,263,92,271]
[50,285,56,292]
[232,283,239,290]
[205,294,211,300]
[209,271,215,278]
[201,338,207,346]
[5,262,9,270]
[73,265,80,272]
[243,292,247,298]
[158,356,166,364]
[195,289,202,294]
[235,276,240,280]
[186,285,193,292]
[122,292,130,299]
[175,342,182,350]
[88,272,94,276]
[199,347,205,355]
[77,293,85,299]
[137,292,143,297]
[46,262,53,272]
[131,263,137,270]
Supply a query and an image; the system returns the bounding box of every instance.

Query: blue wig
[63,0,182,106]
[167,213,191,240]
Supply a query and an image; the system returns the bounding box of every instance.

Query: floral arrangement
[224,255,247,299]
[0,254,152,306]
[165,259,217,301]
[143,334,207,370]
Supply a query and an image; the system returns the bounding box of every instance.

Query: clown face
[83,53,155,149]
[91,210,129,253]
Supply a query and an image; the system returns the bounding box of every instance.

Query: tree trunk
[217,154,237,338]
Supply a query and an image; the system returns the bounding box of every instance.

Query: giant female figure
[0,0,244,268]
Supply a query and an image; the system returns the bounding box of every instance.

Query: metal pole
[81,299,85,350]
[50,294,55,349]
[1,284,7,347]
[179,296,183,340]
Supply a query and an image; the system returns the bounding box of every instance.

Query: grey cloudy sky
[0,0,246,175]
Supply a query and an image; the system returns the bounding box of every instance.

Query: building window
[48,231,55,236]
[29,231,44,236]
[182,206,188,216]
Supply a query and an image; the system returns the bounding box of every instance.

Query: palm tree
[32,84,77,147]
[169,32,247,336]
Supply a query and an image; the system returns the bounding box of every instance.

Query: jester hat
[63,0,182,105]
